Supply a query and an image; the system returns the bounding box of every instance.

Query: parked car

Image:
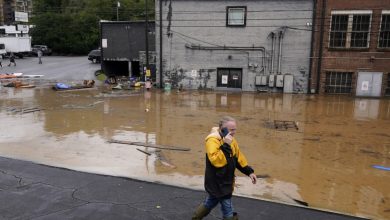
[88,49,101,63]
[31,45,52,56]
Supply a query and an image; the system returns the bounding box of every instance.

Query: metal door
[356,72,383,97]
[217,68,242,88]
[217,69,230,87]
[228,69,242,88]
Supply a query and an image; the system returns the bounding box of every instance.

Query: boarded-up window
[325,71,353,94]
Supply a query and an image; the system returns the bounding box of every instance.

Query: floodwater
[0,86,389,220]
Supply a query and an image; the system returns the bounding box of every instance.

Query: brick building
[310,0,390,97]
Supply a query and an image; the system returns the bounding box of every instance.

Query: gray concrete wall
[156,0,313,92]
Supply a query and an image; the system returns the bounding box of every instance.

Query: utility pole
[159,0,163,87]
[116,1,120,21]
[145,0,149,81]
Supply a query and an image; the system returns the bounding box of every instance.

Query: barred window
[351,15,371,48]
[329,11,371,49]
[330,15,348,47]
[379,13,390,48]
[325,72,353,94]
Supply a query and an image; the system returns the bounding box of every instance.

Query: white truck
[0,25,31,58]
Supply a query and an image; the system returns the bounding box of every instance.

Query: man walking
[37,50,43,64]
[8,53,16,66]
[192,116,257,220]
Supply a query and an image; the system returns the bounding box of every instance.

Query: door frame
[216,68,243,89]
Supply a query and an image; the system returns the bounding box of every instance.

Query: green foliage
[31,0,154,54]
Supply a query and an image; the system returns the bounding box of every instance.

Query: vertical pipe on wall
[316,0,326,94]
[277,30,284,74]
[145,0,150,76]
[270,32,275,74]
[308,0,317,93]
[159,0,163,87]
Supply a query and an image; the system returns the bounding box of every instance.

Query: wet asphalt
[0,156,368,220]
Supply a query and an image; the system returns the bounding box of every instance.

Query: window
[329,11,372,49]
[351,15,371,47]
[330,15,348,47]
[379,12,390,48]
[325,71,353,94]
[226,6,246,27]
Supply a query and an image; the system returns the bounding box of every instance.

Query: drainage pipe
[316,0,326,94]
[308,0,317,93]
[270,32,275,74]
[277,30,284,74]
[185,44,266,69]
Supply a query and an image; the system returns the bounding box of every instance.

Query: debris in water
[256,174,270,179]
[304,137,321,141]
[62,101,104,109]
[274,120,299,131]
[136,148,152,156]
[6,106,43,114]
[108,139,191,151]
[372,165,390,171]
[283,192,309,207]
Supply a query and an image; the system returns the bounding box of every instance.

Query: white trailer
[0,25,31,58]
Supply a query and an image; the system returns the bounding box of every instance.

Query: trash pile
[104,76,154,91]
[0,73,45,89]
[2,80,35,88]
[52,80,95,91]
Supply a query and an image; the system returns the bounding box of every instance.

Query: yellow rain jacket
[204,127,254,199]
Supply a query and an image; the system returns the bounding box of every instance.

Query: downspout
[308,0,317,93]
[270,32,275,74]
[159,0,163,87]
[316,0,326,94]
[277,30,284,74]
[262,50,266,74]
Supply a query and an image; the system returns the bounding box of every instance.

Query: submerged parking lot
[0,57,389,220]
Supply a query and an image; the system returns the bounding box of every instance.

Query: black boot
[192,204,210,220]
[223,212,238,220]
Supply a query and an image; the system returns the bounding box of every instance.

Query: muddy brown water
[0,86,389,220]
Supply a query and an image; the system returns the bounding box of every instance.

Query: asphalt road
[0,56,100,81]
[0,156,368,220]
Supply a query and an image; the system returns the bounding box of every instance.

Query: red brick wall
[311,0,390,96]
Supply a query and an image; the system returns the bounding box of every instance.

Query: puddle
[0,87,389,219]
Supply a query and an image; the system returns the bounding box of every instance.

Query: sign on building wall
[15,12,28,22]
[361,81,369,91]
[191,70,197,78]
[102,39,108,48]
[222,75,228,84]
[16,24,29,32]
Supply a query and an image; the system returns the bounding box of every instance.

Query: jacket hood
[205,127,222,141]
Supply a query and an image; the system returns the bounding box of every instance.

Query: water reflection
[0,88,389,220]
[354,99,380,120]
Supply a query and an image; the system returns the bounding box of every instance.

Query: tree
[31,0,154,54]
